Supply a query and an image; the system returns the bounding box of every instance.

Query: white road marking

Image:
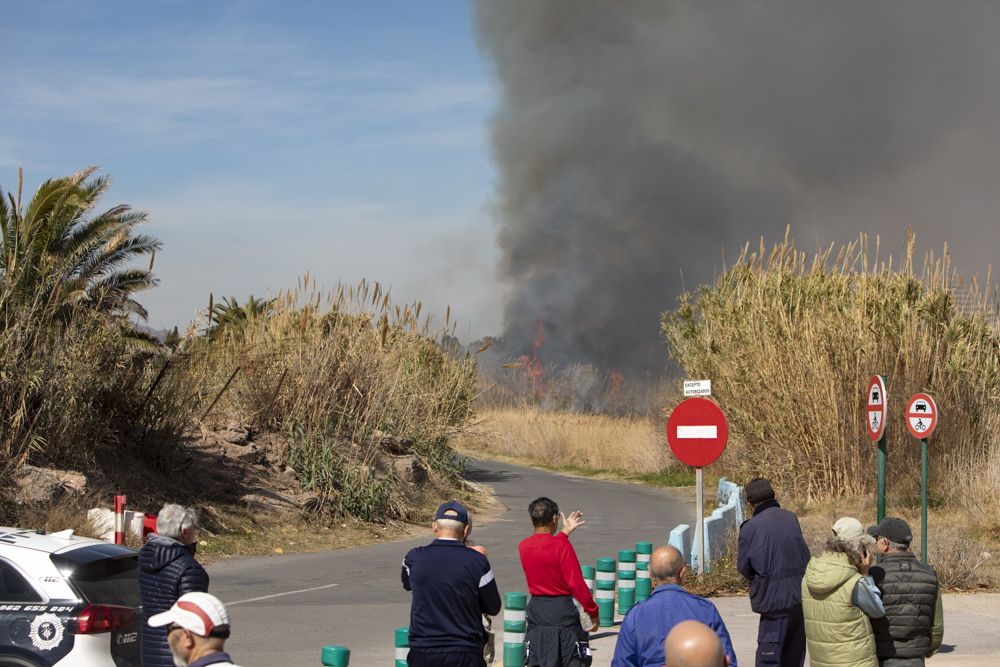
[677,425,718,438]
[227,583,340,606]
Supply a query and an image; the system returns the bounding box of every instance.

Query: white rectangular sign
[677,425,718,439]
[683,380,712,396]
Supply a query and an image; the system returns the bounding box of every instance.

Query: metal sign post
[695,467,705,576]
[906,393,938,564]
[921,438,929,564]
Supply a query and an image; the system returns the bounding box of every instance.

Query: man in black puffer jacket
[868,517,943,667]
[139,504,209,667]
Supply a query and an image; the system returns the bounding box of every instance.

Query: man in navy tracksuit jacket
[737,478,812,667]
[402,501,502,667]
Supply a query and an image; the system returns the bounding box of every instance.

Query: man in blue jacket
[402,501,502,667]
[139,504,210,667]
[611,546,737,667]
[737,478,811,667]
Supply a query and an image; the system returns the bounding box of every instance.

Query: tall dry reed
[152,278,478,517]
[662,231,1000,503]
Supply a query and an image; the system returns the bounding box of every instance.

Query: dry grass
[454,407,675,475]
[459,406,999,591]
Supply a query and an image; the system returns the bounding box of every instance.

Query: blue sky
[0,0,501,336]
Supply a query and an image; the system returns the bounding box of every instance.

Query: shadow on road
[463,466,520,483]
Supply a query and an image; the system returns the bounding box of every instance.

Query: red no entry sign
[666,397,729,468]
[906,393,938,439]
[866,375,888,441]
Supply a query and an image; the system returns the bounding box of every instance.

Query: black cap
[867,517,912,546]
[745,478,775,504]
[435,501,470,525]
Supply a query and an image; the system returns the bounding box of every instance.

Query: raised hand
[560,510,586,536]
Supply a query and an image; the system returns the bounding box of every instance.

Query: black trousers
[407,649,486,667]
[525,595,590,667]
[756,607,806,667]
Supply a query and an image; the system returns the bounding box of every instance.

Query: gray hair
[885,539,910,552]
[824,536,868,571]
[157,504,198,539]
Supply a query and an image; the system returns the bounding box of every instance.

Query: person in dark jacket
[402,501,502,667]
[737,478,812,667]
[139,503,210,667]
[867,518,943,667]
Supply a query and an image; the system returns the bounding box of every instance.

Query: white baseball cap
[148,592,231,638]
[832,516,876,548]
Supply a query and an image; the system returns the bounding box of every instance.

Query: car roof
[0,527,123,556]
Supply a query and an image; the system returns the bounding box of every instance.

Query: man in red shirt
[519,496,598,667]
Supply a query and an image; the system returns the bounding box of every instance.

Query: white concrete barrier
[87,508,144,542]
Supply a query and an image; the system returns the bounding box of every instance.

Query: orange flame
[521,319,546,396]
[610,370,624,397]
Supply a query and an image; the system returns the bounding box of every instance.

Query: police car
[0,527,141,667]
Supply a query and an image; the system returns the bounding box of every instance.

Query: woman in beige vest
[801,517,885,667]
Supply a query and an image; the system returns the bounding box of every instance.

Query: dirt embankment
[11,425,467,558]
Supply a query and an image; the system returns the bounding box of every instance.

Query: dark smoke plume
[474,1,1000,375]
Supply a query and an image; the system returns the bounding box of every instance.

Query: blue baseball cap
[435,501,470,524]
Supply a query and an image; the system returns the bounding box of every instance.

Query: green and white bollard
[581,565,596,597]
[635,542,652,603]
[617,549,636,616]
[322,645,350,667]
[394,627,408,667]
[635,560,651,602]
[503,591,527,667]
[595,557,617,627]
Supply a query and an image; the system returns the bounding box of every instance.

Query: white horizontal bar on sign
[595,589,615,599]
[596,571,616,581]
[504,609,526,622]
[677,425,718,439]
[504,632,525,644]
[395,648,409,660]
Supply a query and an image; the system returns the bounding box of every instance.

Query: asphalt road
[207,458,1000,666]
[207,458,694,666]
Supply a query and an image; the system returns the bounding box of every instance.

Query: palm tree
[209,295,275,337]
[0,167,161,330]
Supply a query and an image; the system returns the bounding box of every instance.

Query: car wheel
[0,659,41,667]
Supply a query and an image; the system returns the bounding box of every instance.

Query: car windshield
[51,545,140,607]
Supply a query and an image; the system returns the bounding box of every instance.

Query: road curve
[207,458,695,666]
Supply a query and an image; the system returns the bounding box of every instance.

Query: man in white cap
[147,592,241,667]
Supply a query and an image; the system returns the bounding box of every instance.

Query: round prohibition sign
[666,397,729,468]
[906,393,938,439]
[866,375,888,441]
